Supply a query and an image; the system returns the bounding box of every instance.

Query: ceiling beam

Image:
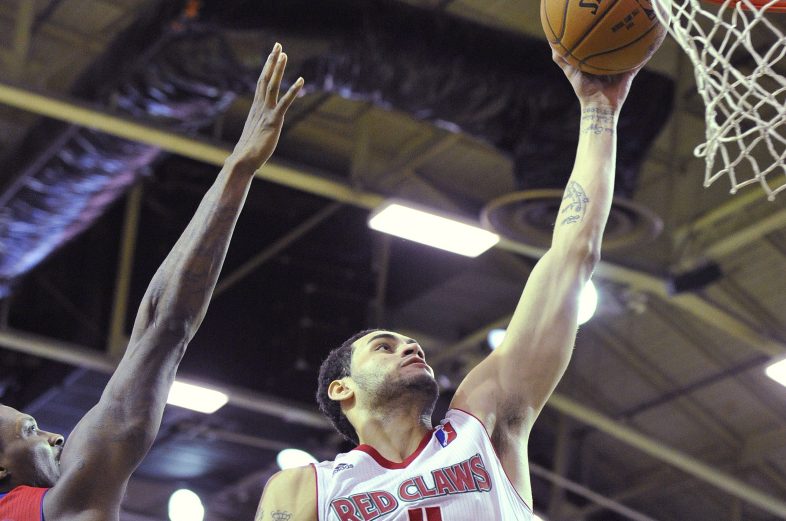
[547,392,786,518]
[593,260,785,356]
[213,202,343,297]
[584,324,740,447]
[740,426,786,466]
[0,81,384,209]
[108,185,143,358]
[530,463,659,521]
[0,328,330,429]
[1,81,784,358]
[10,0,34,79]
[571,468,680,519]
[675,187,768,243]
[702,208,786,261]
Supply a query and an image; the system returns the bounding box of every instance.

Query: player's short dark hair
[316,329,381,445]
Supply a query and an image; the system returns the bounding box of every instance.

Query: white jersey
[313,409,533,521]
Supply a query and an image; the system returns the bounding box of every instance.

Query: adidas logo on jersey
[333,463,355,475]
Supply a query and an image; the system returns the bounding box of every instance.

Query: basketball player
[256,53,641,520]
[0,43,303,521]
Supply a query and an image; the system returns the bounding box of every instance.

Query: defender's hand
[552,50,639,111]
[229,43,304,172]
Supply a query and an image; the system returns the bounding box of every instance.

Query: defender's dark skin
[0,43,303,521]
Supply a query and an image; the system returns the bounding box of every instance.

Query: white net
[652,0,786,200]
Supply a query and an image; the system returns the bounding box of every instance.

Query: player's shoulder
[266,465,316,493]
[261,466,317,521]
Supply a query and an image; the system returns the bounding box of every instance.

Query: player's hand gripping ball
[541,0,667,74]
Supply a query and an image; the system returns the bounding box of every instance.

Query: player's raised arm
[44,44,303,519]
[451,54,639,442]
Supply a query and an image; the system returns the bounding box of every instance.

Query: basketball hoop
[652,0,786,200]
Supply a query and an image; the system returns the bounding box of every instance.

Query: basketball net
[652,0,786,200]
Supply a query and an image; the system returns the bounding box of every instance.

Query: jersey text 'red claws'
[330,454,492,521]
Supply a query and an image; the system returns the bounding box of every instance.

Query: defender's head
[316,329,439,444]
[0,404,64,490]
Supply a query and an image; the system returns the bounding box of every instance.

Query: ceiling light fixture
[487,328,507,350]
[765,358,786,387]
[276,448,318,469]
[578,279,598,325]
[168,489,204,521]
[167,381,228,414]
[368,201,499,257]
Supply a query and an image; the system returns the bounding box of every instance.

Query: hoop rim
[701,0,786,12]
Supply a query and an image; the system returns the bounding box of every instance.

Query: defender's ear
[0,467,9,480]
[328,379,354,402]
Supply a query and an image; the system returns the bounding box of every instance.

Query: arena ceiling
[1,1,786,520]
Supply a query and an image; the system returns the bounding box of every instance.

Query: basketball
[540,0,667,74]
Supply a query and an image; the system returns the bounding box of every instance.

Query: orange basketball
[540,0,667,74]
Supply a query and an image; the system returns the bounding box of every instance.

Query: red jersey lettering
[413,476,438,497]
[331,497,362,521]
[368,491,397,514]
[443,460,475,492]
[351,493,377,520]
[399,478,420,501]
[431,469,456,495]
[470,454,492,492]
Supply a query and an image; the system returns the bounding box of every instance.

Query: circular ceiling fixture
[481,189,663,251]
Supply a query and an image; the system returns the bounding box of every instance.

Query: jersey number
[407,507,443,521]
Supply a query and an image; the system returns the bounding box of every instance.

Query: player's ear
[0,466,8,480]
[328,379,353,402]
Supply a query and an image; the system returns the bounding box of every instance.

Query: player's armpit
[256,466,317,521]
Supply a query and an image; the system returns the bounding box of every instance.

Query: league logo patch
[434,421,457,447]
[333,463,354,475]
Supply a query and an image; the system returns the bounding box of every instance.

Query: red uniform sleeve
[0,486,48,521]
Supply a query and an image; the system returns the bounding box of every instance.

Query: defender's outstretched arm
[46,44,303,518]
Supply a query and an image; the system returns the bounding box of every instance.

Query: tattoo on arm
[272,512,292,521]
[581,106,616,135]
[560,181,590,225]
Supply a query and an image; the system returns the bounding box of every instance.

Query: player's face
[350,331,438,406]
[0,405,64,489]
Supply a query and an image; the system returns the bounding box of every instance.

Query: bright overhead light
[765,358,786,387]
[578,279,598,325]
[167,381,228,414]
[168,489,204,521]
[368,201,499,257]
[487,328,507,350]
[276,448,318,469]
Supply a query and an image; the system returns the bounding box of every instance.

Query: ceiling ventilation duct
[212,0,674,247]
[0,25,249,297]
[270,0,674,196]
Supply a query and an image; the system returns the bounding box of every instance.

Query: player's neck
[355,408,432,462]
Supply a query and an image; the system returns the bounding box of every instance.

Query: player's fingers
[551,49,568,67]
[277,77,304,114]
[257,43,281,99]
[627,64,644,80]
[266,52,287,108]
